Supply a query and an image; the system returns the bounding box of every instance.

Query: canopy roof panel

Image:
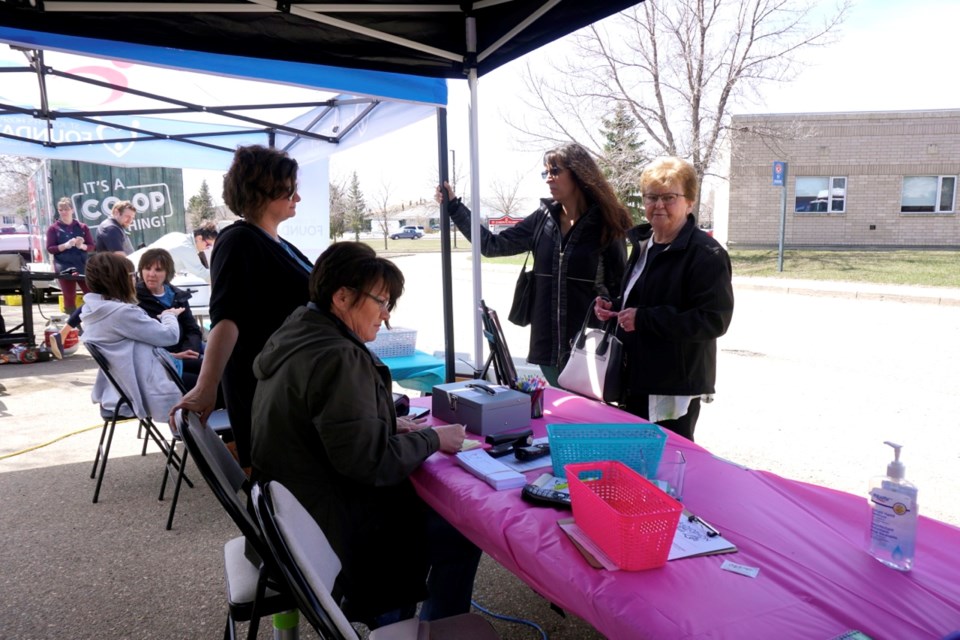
[0,0,639,79]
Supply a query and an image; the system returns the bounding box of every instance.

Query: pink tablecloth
[411,388,960,640]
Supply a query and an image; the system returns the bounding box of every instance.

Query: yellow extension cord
[0,418,139,460]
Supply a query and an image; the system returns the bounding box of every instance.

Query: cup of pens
[515,375,546,419]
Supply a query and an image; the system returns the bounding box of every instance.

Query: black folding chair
[252,480,500,640]
[156,355,231,530]
[178,411,294,640]
[86,342,182,504]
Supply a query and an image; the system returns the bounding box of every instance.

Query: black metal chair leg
[164,445,189,530]
[92,416,118,503]
[90,417,110,479]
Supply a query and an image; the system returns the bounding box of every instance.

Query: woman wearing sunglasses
[436,142,632,386]
[594,156,734,441]
[172,145,312,472]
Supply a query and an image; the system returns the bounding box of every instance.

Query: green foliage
[187,179,217,228]
[598,104,647,223]
[329,179,347,239]
[346,171,368,241]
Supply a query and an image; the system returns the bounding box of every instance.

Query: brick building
[727,110,960,248]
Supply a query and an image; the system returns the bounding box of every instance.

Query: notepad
[456,449,526,490]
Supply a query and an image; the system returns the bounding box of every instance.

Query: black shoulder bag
[507,209,550,327]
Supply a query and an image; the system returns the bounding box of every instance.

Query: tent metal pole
[467,67,484,377]
[437,106,456,383]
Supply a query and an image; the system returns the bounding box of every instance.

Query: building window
[795,177,846,213]
[901,176,956,213]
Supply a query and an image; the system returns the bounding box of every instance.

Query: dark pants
[58,278,89,314]
[624,394,701,442]
[369,507,482,628]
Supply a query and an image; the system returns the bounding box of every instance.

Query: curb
[733,278,960,307]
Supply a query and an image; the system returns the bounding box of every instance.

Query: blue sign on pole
[772,161,787,186]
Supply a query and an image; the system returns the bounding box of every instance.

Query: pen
[688,514,722,537]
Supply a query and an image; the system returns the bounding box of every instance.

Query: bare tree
[0,155,42,224]
[372,180,393,250]
[511,0,850,187]
[482,172,526,217]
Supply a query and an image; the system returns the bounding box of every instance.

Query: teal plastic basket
[546,423,667,479]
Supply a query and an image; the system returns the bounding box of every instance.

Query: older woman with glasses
[250,242,479,628]
[172,144,312,471]
[436,142,632,386]
[595,156,734,441]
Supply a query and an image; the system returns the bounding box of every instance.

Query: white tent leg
[467,67,484,374]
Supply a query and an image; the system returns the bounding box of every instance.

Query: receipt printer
[432,380,530,436]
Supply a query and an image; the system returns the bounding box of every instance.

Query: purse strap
[520,205,551,271]
[572,304,617,356]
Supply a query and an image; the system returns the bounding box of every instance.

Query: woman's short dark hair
[223,145,299,222]
[86,252,136,303]
[138,248,175,285]
[310,242,404,312]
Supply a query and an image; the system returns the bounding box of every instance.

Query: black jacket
[450,198,627,367]
[617,214,734,397]
[251,305,438,620]
[135,281,203,354]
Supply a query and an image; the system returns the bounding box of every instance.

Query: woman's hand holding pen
[433,423,466,453]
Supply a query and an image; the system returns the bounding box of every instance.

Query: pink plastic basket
[566,460,682,570]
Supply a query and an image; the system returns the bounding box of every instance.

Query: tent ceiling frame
[39,0,566,71]
[1,47,387,152]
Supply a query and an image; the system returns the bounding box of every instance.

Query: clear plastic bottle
[867,441,918,571]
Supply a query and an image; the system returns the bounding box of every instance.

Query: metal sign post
[773,161,788,272]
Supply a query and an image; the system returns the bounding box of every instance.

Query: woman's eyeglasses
[285,184,298,201]
[541,167,565,180]
[351,288,391,313]
[643,193,684,206]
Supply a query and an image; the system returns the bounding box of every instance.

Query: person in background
[80,252,183,424]
[136,248,204,389]
[436,142,631,386]
[193,222,219,269]
[251,241,479,628]
[46,197,94,314]
[95,200,136,255]
[171,145,312,473]
[595,156,734,441]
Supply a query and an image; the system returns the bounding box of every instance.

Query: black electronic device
[408,406,430,420]
[485,429,533,446]
[514,443,551,461]
[521,483,572,509]
[392,392,410,416]
[487,442,516,458]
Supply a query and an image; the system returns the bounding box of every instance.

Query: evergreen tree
[187,179,217,228]
[329,178,348,239]
[599,103,647,223]
[346,171,367,241]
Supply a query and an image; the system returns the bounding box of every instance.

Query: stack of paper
[456,449,526,490]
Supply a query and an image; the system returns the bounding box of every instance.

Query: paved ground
[2,254,959,639]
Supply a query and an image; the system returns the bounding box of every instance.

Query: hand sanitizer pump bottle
[868,441,918,571]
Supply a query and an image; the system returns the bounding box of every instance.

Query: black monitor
[479,299,517,386]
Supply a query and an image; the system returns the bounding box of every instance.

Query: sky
[176,0,960,213]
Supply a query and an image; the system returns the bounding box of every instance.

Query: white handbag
[558,309,623,403]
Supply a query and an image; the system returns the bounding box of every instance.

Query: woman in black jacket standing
[596,156,734,441]
[437,142,632,385]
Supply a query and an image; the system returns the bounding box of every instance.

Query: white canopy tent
[0,26,446,259]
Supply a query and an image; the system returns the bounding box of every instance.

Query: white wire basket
[366,327,417,358]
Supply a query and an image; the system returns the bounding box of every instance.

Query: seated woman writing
[80,252,183,424]
[250,241,481,628]
[135,248,204,390]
